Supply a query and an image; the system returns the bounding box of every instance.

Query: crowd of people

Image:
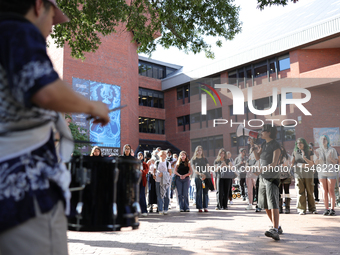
[92,125,339,241]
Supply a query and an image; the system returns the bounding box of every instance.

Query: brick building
[49,1,340,161]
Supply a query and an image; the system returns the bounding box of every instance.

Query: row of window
[176,77,221,101]
[139,60,177,79]
[230,126,296,147]
[139,88,164,108]
[177,108,223,130]
[139,117,165,134]
[190,126,296,157]
[228,54,290,83]
[191,135,224,157]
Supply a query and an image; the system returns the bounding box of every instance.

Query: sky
[139,0,312,72]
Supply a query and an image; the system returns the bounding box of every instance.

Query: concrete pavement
[67,186,340,255]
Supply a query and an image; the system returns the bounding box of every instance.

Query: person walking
[214,148,233,210]
[314,135,339,216]
[191,145,210,212]
[279,146,292,214]
[174,151,192,212]
[253,124,282,240]
[137,152,149,216]
[291,138,316,215]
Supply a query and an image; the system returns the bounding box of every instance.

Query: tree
[53,0,297,59]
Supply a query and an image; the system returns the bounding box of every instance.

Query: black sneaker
[255,207,262,212]
[278,226,283,235]
[329,209,336,216]
[265,228,280,240]
[323,209,330,216]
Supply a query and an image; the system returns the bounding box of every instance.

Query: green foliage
[65,114,89,156]
[256,0,297,10]
[52,0,296,60]
[52,0,242,59]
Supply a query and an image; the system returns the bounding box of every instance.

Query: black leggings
[279,180,290,199]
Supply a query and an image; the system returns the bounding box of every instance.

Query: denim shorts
[258,176,279,210]
[319,175,338,180]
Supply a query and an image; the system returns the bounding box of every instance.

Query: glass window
[284,126,295,141]
[184,115,190,125]
[177,117,183,126]
[184,85,189,98]
[246,66,252,79]
[278,55,290,71]
[190,84,199,96]
[229,105,234,117]
[231,133,237,147]
[202,138,208,152]
[215,135,223,150]
[254,97,270,110]
[254,61,267,78]
[228,71,237,84]
[191,139,201,153]
[269,61,276,74]
[276,126,282,141]
[148,119,156,133]
[159,120,165,134]
[139,88,164,108]
[177,87,183,100]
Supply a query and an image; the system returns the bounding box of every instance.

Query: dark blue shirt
[0,14,63,233]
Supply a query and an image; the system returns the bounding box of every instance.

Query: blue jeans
[189,184,194,200]
[195,178,209,209]
[176,176,190,210]
[155,182,169,212]
[139,182,147,213]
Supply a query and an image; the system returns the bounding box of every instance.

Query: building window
[177,85,190,100]
[139,88,164,109]
[191,135,223,157]
[231,133,247,147]
[254,61,267,78]
[283,126,295,141]
[228,71,237,84]
[138,60,166,79]
[254,97,271,110]
[207,108,222,120]
[177,115,190,131]
[139,117,165,134]
[278,54,290,71]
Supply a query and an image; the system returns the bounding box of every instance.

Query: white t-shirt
[155,161,171,182]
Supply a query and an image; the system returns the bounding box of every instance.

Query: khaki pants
[295,177,316,212]
[0,200,68,255]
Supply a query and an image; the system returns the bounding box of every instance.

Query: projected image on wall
[72,78,121,150]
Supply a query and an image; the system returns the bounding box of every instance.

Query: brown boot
[285,198,291,214]
[279,198,283,214]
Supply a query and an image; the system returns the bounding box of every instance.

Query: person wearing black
[174,151,192,212]
[214,149,233,210]
[278,145,292,214]
[234,148,248,201]
[137,152,149,216]
[253,124,282,240]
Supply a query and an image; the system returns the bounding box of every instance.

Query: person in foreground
[253,124,282,241]
[0,1,110,254]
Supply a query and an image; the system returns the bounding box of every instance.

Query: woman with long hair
[90,146,102,157]
[137,152,149,216]
[121,144,133,158]
[214,148,233,210]
[291,138,316,215]
[174,151,192,212]
[314,135,339,216]
[191,145,210,212]
[278,145,292,214]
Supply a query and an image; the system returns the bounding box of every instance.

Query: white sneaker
[164,211,168,215]
[229,201,233,205]
[168,204,172,209]
[245,204,254,210]
[141,213,148,217]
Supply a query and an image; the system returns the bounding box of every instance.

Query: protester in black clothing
[214,149,233,210]
[253,124,282,240]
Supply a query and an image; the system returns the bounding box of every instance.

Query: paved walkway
[68,186,340,255]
